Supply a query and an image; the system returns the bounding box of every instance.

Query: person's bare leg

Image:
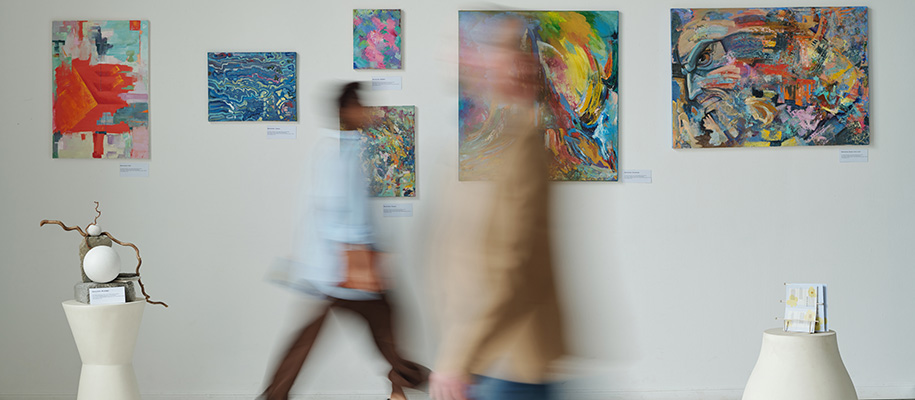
[389,384,407,400]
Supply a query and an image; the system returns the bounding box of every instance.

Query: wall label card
[267,126,297,139]
[120,163,149,177]
[839,149,868,163]
[372,76,402,91]
[622,170,652,183]
[382,204,413,217]
[89,287,126,305]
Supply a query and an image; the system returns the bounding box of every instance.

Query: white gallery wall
[1,0,913,398]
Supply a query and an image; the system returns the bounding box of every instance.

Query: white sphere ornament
[87,224,101,236]
[83,246,121,283]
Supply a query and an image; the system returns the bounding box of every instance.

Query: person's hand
[430,371,471,400]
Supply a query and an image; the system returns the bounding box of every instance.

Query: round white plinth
[742,328,857,400]
[62,300,145,400]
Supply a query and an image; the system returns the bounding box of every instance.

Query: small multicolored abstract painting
[52,20,149,159]
[359,106,415,197]
[671,7,869,148]
[353,9,402,69]
[459,11,619,181]
[207,52,297,121]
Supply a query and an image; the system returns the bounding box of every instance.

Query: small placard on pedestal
[89,287,126,305]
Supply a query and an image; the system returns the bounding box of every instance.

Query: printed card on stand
[784,283,828,333]
[785,284,817,333]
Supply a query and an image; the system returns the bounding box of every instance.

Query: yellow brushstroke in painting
[745,97,777,125]
[822,51,860,112]
[761,130,782,142]
[578,138,607,168]
[543,13,608,167]
[388,125,408,160]
[552,13,606,125]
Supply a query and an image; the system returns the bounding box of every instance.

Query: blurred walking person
[261,82,429,400]
[430,17,566,400]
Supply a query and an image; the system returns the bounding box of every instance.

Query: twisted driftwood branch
[40,203,169,308]
[104,231,169,308]
[40,220,88,237]
[90,201,101,228]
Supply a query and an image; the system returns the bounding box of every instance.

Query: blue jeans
[471,376,554,400]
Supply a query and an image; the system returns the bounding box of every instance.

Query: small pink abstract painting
[353,9,402,69]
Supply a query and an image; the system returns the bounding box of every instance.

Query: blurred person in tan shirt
[430,16,566,400]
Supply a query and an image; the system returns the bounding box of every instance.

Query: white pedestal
[62,300,145,400]
[742,328,857,400]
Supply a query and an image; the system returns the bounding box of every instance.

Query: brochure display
[784,283,827,333]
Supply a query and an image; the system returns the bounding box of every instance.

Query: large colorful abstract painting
[207,52,297,121]
[459,11,619,181]
[359,106,415,197]
[353,9,402,69]
[671,7,869,148]
[52,20,149,159]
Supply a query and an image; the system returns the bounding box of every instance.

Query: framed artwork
[353,9,402,69]
[459,11,619,181]
[52,20,149,159]
[207,52,297,122]
[359,106,415,197]
[671,7,869,148]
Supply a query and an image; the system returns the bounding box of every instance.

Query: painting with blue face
[671,7,869,148]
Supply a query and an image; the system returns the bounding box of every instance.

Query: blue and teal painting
[207,52,297,121]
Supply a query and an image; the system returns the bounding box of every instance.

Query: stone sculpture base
[63,300,145,400]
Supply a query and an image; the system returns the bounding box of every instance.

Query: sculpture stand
[62,300,145,400]
[742,328,857,400]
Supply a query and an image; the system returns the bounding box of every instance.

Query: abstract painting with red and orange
[52,20,149,158]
